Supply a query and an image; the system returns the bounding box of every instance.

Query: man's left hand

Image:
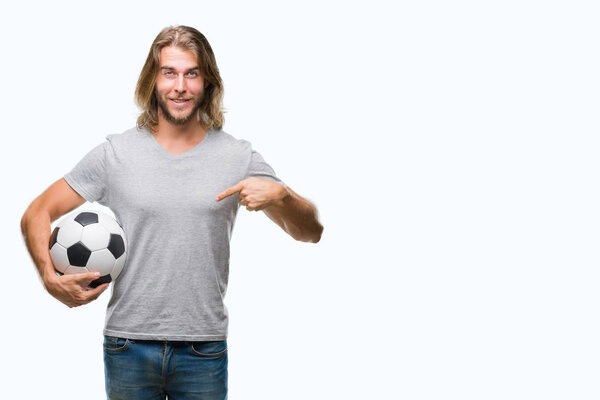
[215,178,290,211]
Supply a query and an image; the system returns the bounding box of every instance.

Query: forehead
[159,46,199,69]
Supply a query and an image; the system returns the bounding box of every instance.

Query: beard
[157,93,204,126]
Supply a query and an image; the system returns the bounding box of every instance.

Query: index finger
[216,182,243,201]
[76,271,101,283]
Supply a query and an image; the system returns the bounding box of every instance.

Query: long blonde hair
[135,26,225,131]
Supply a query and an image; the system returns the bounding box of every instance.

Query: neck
[154,110,208,141]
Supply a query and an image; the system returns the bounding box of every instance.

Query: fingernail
[94,272,100,276]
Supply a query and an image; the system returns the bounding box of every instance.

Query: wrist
[42,267,58,289]
[274,186,292,208]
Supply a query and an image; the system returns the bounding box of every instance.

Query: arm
[262,186,324,243]
[20,178,110,307]
[215,178,323,243]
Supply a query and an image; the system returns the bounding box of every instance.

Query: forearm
[21,208,55,286]
[269,188,323,243]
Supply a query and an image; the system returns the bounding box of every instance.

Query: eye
[187,71,198,77]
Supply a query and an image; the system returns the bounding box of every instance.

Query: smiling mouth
[170,98,192,105]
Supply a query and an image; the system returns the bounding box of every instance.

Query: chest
[106,153,244,221]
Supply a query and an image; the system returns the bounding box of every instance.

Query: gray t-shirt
[64,126,286,341]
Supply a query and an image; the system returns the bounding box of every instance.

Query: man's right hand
[44,271,110,308]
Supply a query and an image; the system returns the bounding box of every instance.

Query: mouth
[170,98,192,106]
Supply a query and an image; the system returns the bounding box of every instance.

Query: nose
[174,74,186,93]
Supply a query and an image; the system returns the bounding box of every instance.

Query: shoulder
[105,126,147,148]
[211,128,254,154]
[101,127,150,158]
[90,127,149,163]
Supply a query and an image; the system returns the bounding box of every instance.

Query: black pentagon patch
[108,234,125,259]
[49,227,59,249]
[89,274,112,288]
[67,242,92,266]
[74,212,98,226]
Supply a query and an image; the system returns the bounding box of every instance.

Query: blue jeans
[103,336,228,400]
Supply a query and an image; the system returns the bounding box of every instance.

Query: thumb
[85,282,110,301]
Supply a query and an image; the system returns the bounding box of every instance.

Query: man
[21,25,323,400]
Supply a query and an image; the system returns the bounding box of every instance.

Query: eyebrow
[160,66,200,72]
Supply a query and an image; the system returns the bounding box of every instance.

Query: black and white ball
[49,210,127,288]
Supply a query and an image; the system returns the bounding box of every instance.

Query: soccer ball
[49,210,127,288]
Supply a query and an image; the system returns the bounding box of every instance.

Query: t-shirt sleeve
[243,143,287,189]
[63,141,109,204]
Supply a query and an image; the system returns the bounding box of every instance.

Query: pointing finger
[216,182,243,201]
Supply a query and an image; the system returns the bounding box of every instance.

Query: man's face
[155,46,207,126]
